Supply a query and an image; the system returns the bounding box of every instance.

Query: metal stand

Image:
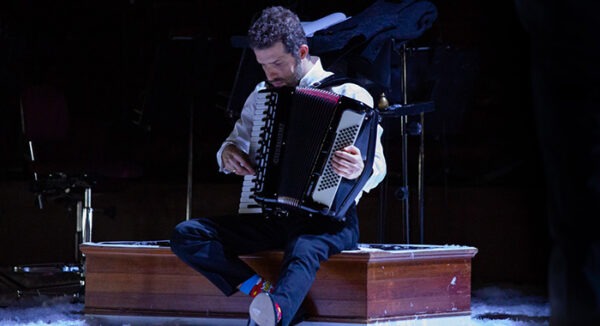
[6,174,90,303]
[19,139,91,301]
[77,187,94,247]
[378,42,435,244]
[186,101,194,221]
[399,42,410,244]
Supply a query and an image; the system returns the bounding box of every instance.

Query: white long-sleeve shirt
[217,57,386,203]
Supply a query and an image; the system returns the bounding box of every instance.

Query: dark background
[0,0,547,291]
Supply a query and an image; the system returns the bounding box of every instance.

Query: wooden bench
[80,242,477,323]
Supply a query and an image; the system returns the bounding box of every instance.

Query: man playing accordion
[171,6,386,326]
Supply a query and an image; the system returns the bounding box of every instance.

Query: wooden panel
[364,258,472,318]
[238,245,477,322]
[81,244,252,317]
[80,243,477,322]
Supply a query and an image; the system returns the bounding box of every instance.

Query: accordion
[238,86,379,220]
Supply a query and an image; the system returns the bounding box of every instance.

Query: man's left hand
[331,145,364,180]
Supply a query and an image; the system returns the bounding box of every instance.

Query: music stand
[378,41,435,244]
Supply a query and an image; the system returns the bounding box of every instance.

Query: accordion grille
[317,124,360,191]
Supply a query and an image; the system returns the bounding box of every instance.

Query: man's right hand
[221,144,255,176]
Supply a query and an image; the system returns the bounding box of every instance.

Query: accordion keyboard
[238,91,271,214]
[239,175,262,214]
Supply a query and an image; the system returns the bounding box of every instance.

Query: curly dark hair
[247,6,307,60]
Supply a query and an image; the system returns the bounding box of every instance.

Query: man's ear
[298,44,309,59]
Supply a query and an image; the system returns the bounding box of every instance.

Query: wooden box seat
[80,241,477,323]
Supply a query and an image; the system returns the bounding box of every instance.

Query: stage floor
[0,277,550,325]
[86,314,472,326]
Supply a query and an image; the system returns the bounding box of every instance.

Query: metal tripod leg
[76,187,93,262]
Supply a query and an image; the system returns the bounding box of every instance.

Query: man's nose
[264,67,277,80]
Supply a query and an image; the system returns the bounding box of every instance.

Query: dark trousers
[170,206,359,326]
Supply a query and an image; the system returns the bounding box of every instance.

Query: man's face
[253,41,301,88]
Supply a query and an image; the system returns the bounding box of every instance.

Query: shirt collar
[298,56,334,88]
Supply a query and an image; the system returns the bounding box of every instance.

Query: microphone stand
[186,100,194,221]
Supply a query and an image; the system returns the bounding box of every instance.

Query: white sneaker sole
[249,293,277,326]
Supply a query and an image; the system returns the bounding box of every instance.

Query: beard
[293,60,303,84]
[266,59,304,88]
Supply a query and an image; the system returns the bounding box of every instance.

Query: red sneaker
[249,278,274,298]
